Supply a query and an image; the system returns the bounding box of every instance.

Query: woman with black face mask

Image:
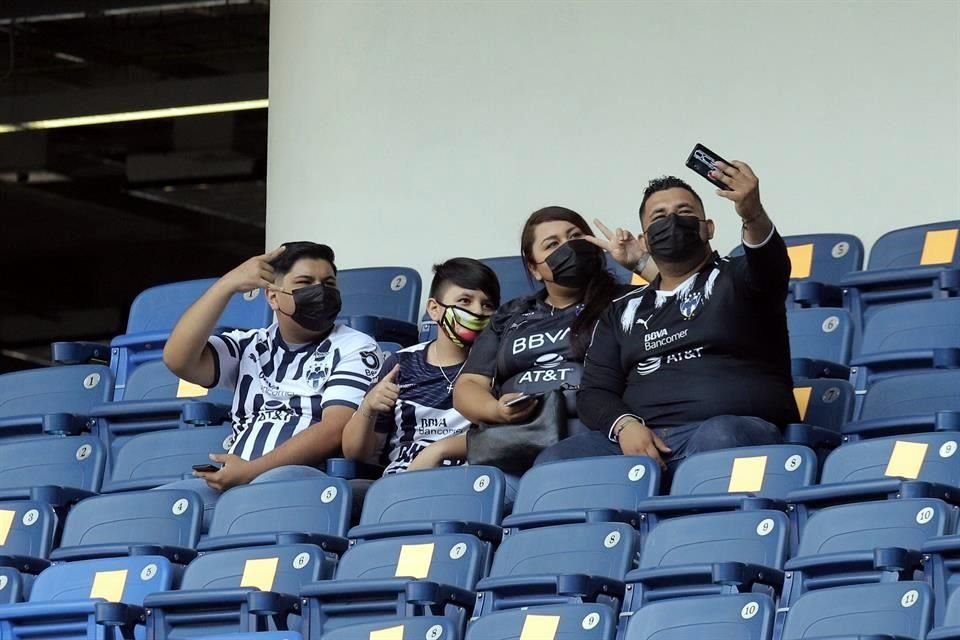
[452,207,657,469]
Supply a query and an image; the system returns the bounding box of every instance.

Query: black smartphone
[192,464,220,473]
[504,392,544,407]
[685,143,733,191]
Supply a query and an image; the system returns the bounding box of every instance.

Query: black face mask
[645,214,707,263]
[279,283,342,333]
[543,238,603,288]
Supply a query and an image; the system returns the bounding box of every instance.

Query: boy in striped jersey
[163,241,381,526]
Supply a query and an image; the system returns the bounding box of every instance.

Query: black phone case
[686,143,733,191]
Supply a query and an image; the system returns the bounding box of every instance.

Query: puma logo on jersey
[635,314,654,331]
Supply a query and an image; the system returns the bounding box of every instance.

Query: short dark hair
[429,257,501,308]
[638,176,704,226]
[270,241,337,277]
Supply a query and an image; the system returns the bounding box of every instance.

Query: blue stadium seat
[349,467,504,543]
[788,432,960,532]
[501,456,659,531]
[53,278,272,400]
[0,365,112,440]
[787,308,853,378]
[338,267,421,347]
[0,501,57,576]
[0,568,24,604]
[790,378,853,432]
[300,533,487,636]
[473,522,637,617]
[609,261,638,286]
[843,369,960,439]
[634,446,817,543]
[0,555,175,640]
[87,360,232,467]
[622,510,788,609]
[377,342,402,360]
[781,582,933,640]
[466,604,615,640]
[930,589,960,640]
[620,593,773,640]
[322,617,458,640]
[199,478,351,554]
[842,221,960,349]
[480,256,539,305]
[0,435,105,505]
[145,544,333,640]
[48,490,202,564]
[850,300,960,410]
[783,499,950,608]
[731,232,864,307]
[102,424,232,493]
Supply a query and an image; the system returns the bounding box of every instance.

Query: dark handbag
[466,390,568,474]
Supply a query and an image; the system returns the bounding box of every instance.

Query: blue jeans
[534,416,783,487]
[159,465,327,531]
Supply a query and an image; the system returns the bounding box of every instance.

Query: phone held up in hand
[685,143,733,191]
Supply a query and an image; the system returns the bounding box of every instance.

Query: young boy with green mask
[342,258,500,473]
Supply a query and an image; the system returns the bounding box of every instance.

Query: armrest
[502,509,638,531]
[50,544,197,564]
[785,423,842,450]
[788,480,960,507]
[347,520,501,544]
[475,574,625,601]
[791,358,851,380]
[197,532,349,555]
[0,555,51,575]
[785,548,922,575]
[0,486,95,507]
[144,587,257,610]
[51,341,110,365]
[922,535,960,556]
[0,413,86,437]
[636,495,785,517]
[840,266,960,289]
[101,477,178,493]
[0,599,97,621]
[851,349,960,371]
[842,411,960,439]
[90,401,228,428]
[325,458,385,480]
[95,602,145,627]
[110,332,171,351]
[792,281,844,308]
[626,562,784,590]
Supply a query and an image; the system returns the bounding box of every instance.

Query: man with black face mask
[163,241,381,529]
[536,164,797,475]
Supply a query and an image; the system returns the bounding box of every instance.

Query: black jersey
[578,231,799,435]
[463,286,632,394]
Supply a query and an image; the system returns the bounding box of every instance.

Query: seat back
[0,567,23,604]
[0,364,112,424]
[820,432,960,487]
[867,221,960,270]
[106,425,232,490]
[30,555,174,604]
[58,490,201,552]
[511,456,659,516]
[488,523,637,581]
[669,446,817,498]
[622,593,773,640]
[208,477,351,540]
[859,370,960,422]
[860,299,960,356]
[787,308,853,365]
[181,544,333,591]
[639,510,789,571]
[797,499,950,556]
[730,234,864,283]
[0,500,57,559]
[338,267,422,324]
[335,533,487,589]
[481,256,539,304]
[792,379,853,430]
[122,360,234,405]
[127,279,271,334]
[466,604,616,640]
[323,618,458,640]
[356,466,504,533]
[0,435,105,492]
[942,588,960,627]
[781,582,932,639]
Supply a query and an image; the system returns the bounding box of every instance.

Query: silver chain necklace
[433,343,467,393]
